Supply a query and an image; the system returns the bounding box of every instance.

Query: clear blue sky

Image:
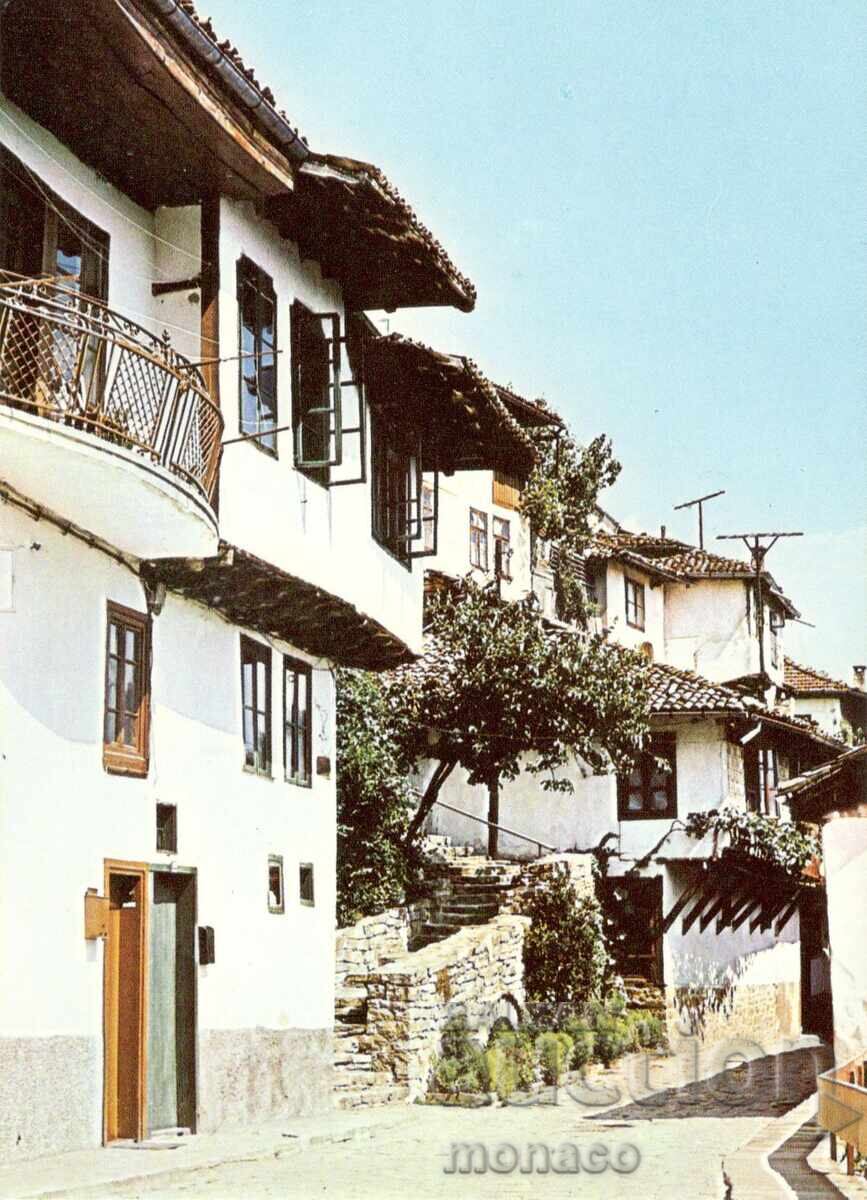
[205,0,865,678]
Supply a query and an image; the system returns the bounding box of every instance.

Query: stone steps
[335,1083,410,1110]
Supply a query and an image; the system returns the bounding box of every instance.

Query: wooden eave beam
[730,895,764,933]
[662,877,705,933]
[774,896,801,936]
[681,888,720,934]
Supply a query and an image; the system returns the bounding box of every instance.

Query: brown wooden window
[268,855,284,913]
[299,862,315,906]
[0,147,109,297]
[625,577,645,629]
[237,257,277,455]
[470,508,488,570]
[291,301,334,485]
[617,733,677,820]
[283,657,312,787]
[241,636,271,775]
[156,803,177,853]
[103,602,150,777]
[372,423,413,562]
[492,470,521,510]
[493,516,512,580]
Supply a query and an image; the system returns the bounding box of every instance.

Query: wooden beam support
[663,878,705,933]
[682,888,719,934]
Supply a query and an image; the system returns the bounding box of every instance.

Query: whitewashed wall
[0,502,336,1152]
[823,814,867,1064]
[597,562,665,660]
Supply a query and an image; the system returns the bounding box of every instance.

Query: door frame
[103,859,149,1145]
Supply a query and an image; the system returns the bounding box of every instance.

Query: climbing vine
[683,808,822,878]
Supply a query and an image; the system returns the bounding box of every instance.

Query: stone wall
[501,853,596,912]
[665,980,802,1064]
[335,903,430,989]
[363,915,530,1099]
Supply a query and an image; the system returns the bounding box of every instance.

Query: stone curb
[722,1095,817,1200]
[0,1112,414,1200]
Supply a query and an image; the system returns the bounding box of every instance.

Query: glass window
[241,636,271,775]
[237,258,277,455]
[284,657,312,786]
[291,302,333,484]
[103,602,150,776]
[372,423,412,560]
[618,734,677,820]
[625,577,646,629]
[470,508,488,570]
[493,516,511,580]
[299,863,315,906]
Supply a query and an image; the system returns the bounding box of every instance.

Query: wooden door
[104,864,148,1142]
[601,876,664,985]
[147,872,197,1134]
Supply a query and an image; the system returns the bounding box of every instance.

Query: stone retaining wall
[364,914,530,1099]
[335,903,430,988]
[501,853,596,912]
[665,980,802,1061]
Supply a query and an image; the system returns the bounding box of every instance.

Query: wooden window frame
[299,862,315,907]
[625,576,646,630]
[237,256,278,457]
[617,733,677,820]
[291,300,333,486]
[469,508,489,571]
[240,635,272,777]
[283,656,312,788]
[103,601,150,778]
[493,516,512,580]
[371,417,414,566]
[268,855,285,914]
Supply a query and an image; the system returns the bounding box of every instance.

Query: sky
[204,0,865,678]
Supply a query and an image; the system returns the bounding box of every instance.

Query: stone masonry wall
[363,914,530,1099]
[335,903,430,989]
[665,980,802,1064]
[501,853,596,912]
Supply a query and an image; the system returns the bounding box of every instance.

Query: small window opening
[299,862,315,906]
[268,855,284,913]
[156,803,177,853]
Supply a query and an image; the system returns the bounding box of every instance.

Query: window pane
[627,791,644,812]
[107,656,118,713]
[242,660,253,703]
[125,627,138,661]
[108,622,119,656]
[122,713,136,745]
[104,710,118,744]
[123,666,138,713]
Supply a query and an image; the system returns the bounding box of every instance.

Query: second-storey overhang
[364,335,538,477]
[265,156,477,313]
[0,0,304,208]
[660,855,817,939]
[141,543,415,670]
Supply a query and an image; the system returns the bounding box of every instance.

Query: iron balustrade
[0,273,222,506]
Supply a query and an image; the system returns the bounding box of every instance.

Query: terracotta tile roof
[784,657,862,696]
[647,663,748,714]
[365,334,537,475]
[586,530,799,617]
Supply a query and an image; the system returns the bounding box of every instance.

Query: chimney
[660,524,666,539]
[853,665,866,690]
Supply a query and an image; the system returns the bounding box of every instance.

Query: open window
[237,257,277,455]
[241,636,271,776]
[371,417,437,562]
[617,733,677,820]
[283,657,312,787]
[0,147,109,297]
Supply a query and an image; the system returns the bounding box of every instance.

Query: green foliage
[482,1045,519,1101]
[335,668,418,925]
[627,1012,665,1050]
[440,1014,476,1061]
[558,1016,596,1069]
[592,1012,634,1066]
[535,1031,574,1084]
[522,869,613,1007]
[431,1015,488,1094]
[520,430,620,625]
[405,578,651,798]
[683,808,822,878]
[489,1029,538,1089]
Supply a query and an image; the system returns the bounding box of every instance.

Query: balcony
[818,1052,867,1163]
[0,274,222,559]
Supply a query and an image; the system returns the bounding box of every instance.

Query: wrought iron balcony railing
[0,273,222,506]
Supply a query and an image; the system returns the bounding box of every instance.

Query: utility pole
[674,489,725,549]
[716,532,803,677]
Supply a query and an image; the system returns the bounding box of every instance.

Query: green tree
[399,579,651,854]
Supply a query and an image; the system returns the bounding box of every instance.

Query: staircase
[414,856,523,948]
[333,847,524,1109]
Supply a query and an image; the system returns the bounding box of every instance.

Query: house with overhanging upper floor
[781,658,867,745]
[0,0,533,1161]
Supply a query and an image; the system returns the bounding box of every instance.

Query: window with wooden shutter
[492,470,521,510]
[617,733,677,820]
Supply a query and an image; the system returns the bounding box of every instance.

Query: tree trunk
[487,772,500,859]
[404,759,456,847]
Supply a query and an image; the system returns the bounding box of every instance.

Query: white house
[0,0,529,1161]
[782,659,867,744]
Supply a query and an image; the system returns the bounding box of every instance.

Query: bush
[629,1012,666,1050]
[440,1014,475,1060]
[522,871,611,1008]
[559,1016,595,1070]
[430,1014,489,1094]
[536,1031,574,1084]
[482,1046,519,1101]
[490,1029,538,1089]
[593,1013,633,1067]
